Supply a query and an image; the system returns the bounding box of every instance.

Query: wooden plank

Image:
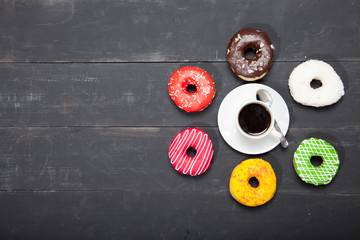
[0,62,358,127]
[0,190,359,239]
[0,126,359,193]
[0,1,358,239]
[0,0,359,62]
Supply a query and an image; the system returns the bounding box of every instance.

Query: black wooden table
[0,0,359,239]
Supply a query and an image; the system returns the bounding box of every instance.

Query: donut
[229,159,276,207]
[288,60,344,107]
[293,138,340,186]
[227,28,274,81]
[169,128,214,176]
[168,66,215,112]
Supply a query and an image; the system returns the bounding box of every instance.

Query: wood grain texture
[0,0,359,239]
[0,126,359,193]
[0,190,359,240]
[0,0,359,62]
[0,61,358,127]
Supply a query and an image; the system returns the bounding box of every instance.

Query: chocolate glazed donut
[227,28,274,81]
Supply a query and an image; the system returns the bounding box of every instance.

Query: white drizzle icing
[169,128,214,176]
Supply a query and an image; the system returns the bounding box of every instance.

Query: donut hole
[244,47,257,60]
[186,84,197,93]
[310,156,323,167]
[186,147,197,158]
[249,177,259,188]
[310,79,323,89]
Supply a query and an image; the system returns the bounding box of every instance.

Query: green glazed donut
[293,138,339,186]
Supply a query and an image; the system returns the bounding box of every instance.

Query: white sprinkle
[260,42,264,48]
[227,49,230,54]
[242,63,245,68]
[270,44,275,50]
[235,38,240,43]
[248,69,254,74]
[256,29,261,33]
[260,62,264,66]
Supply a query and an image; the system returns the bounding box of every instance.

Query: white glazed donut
[288,60,344,107]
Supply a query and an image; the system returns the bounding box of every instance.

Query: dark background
[0,0,359,239]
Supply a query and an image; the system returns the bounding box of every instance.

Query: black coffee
[238,103,271,136]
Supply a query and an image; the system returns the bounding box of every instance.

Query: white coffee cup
[236,100,275,140]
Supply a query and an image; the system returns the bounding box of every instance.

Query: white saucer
[217,83,290,155]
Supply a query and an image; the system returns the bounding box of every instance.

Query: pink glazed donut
[169,128,214,176]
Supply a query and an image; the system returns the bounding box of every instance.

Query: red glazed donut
[169,128,214,176]
[168,66,215,112]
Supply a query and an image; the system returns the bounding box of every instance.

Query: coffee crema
[238,103,271,136]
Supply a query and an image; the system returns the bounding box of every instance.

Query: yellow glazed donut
[229,158,276,207]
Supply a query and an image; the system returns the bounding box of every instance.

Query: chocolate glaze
[227,28,274,81]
